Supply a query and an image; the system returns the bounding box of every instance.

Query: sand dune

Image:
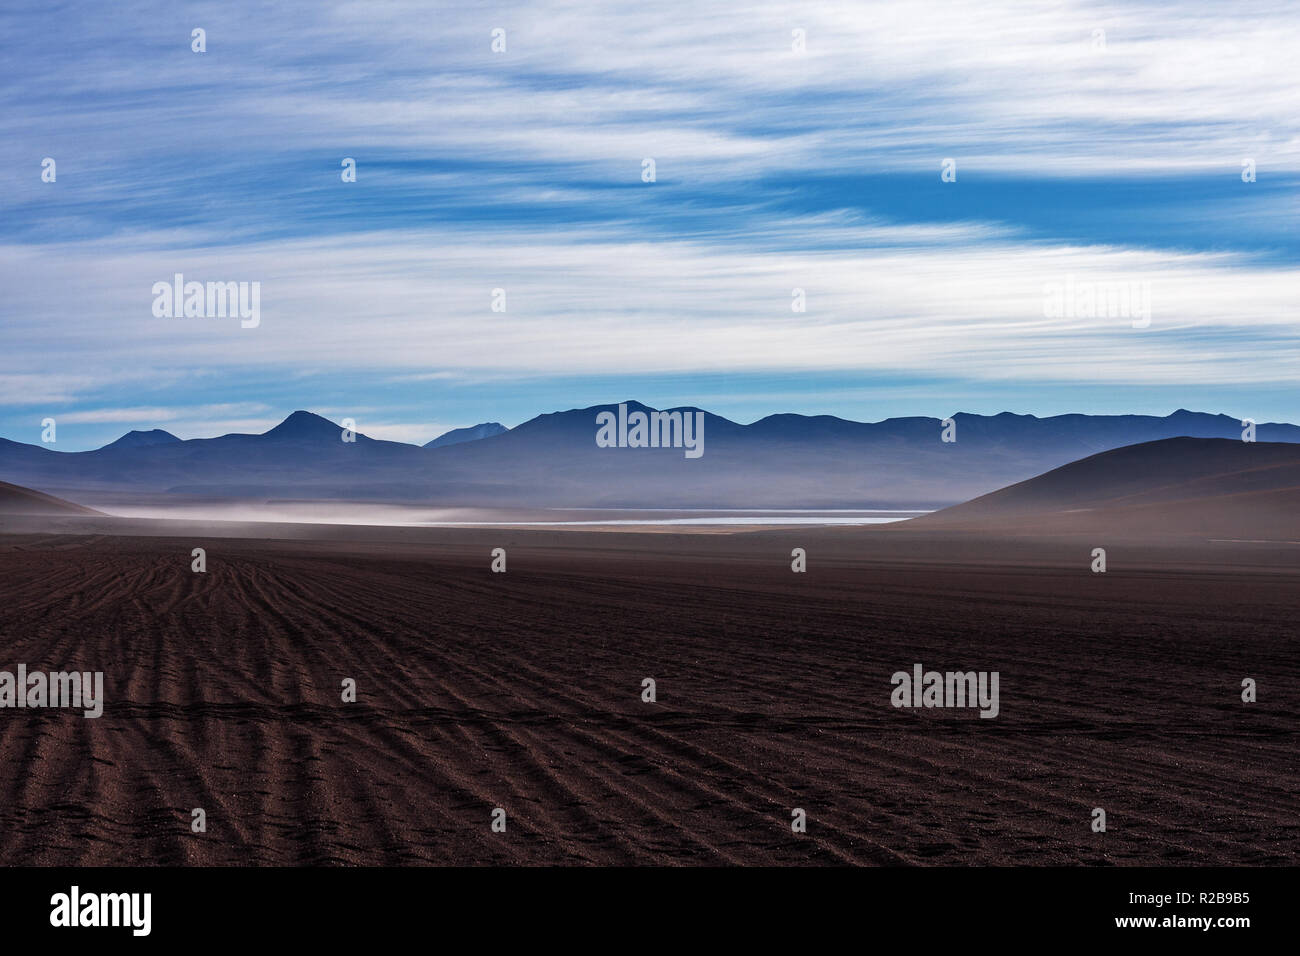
[0,480,103,517]
[913,438,1300,538]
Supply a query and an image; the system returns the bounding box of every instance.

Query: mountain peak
[100,428,182,451]
[263,410,345,441]
[424,422,508,449]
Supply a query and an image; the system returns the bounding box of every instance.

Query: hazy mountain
[262,409,356,442]
[0,410,424,501]
[424,422,508,448]
[912,437,1300,538]
[99,429,182,451]
[1,403,1296,509]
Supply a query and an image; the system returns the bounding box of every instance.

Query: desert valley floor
[0,521,1296,865]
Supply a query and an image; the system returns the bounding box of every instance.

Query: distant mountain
[1,403,1296,509]
[0,479,103,516]
[0,410,422,502]
[99,429,181,451]
[263,410,361,442]
[424,422,508,448]
[912,437,1300,538]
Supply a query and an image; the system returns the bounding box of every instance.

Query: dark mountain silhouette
[912,437,1300,538]
[262,410,377,443]
[424,422,508,448]
[1,403,1297,509]
[0,479,103,516]
[99,428,182,451]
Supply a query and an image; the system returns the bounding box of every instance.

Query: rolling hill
[912,437,1300,538]
[0,480,104,516]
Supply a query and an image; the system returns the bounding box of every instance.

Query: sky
[2,0,1298,450]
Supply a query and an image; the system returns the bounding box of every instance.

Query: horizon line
[3,402,1288,453]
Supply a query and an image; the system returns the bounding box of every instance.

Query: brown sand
[0,522,1296,865]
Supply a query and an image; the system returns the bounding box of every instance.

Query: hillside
[0,480,104,516]
[911,438,1300,538]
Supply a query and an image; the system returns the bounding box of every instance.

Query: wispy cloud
[1,0,1296,448]
[3,225,1297,387]
[54,402,272,426]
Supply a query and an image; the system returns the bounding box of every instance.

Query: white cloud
[56,402,272,425]
[5,1,1298,179]
[353,422,460,445]
[3,0,1296,423]
[2,221,1296,393]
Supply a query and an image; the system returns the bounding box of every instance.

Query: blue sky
[2,1,1298,449]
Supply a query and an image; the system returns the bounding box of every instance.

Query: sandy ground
[0,520,1296,865]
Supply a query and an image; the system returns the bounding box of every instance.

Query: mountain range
[1,403,1294,509]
